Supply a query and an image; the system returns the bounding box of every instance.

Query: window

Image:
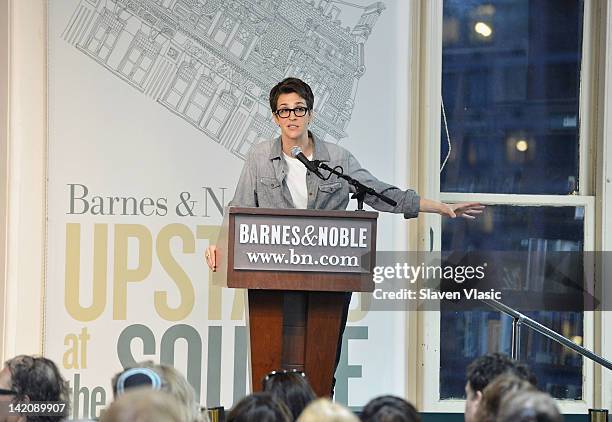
[163,63,197,109]
[205,91,236,137]
[214,16,235,45]
[119,32,161,88]
[184,76,217,125]
[85,10,123,62]
[229,26,251,58]
[441,205,585,399]
[438,0,590,407]
[234,114,277,158]
[441,0,582,195]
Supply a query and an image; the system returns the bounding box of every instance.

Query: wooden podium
[213,207,377,397]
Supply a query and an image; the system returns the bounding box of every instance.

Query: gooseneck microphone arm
[289,146,397,210]
[314,161,397,211]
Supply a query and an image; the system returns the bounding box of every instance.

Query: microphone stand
[314,161,397,211]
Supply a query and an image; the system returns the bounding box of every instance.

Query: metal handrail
[483,299,612,371]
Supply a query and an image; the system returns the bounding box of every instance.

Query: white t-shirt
[282,151,311,209]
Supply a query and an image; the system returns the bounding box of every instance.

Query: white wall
[1,0,46,360]
[0,0,10,362]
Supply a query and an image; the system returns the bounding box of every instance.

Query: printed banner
[46,0,411,418]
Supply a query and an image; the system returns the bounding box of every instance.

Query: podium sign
[233,212,373,273]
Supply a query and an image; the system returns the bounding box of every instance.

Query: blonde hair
[297,398,359,422]
[475,373,537,422]
[102,389,187,422]
[498,390,562,422]
[112,361,207,422]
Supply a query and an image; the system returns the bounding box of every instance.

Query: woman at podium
[205,77,482,268]
[204,77,483,393]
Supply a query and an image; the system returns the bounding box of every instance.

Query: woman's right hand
[205,245,217,272]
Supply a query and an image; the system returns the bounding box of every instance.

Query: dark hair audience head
[228,392,292,422]
[464,353,537,422]
[466,353,536,394]
[498,390,563,422]
[269,78,315,112]
[360,395,420,422]
[0,352,564,422]
[0,355,70,421]
[262,370,316,420]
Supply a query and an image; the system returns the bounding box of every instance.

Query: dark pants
[332,292,352,394]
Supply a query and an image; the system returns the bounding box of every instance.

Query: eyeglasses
[274,107,309,118]
[0,388,17,395]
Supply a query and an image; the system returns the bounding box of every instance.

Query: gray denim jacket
[229,134,420,218]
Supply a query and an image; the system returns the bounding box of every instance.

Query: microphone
[290,146,325,179]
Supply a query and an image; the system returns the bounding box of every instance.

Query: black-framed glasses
[274,107,309,118]
[0,388,17,395]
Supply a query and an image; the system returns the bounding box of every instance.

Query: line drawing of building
[62,0,386,160]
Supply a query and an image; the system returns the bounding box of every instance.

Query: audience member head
[0,355,69,422]
[101,389,187,422]
[360,395,420,422]
[464,353,535,422]
[262,370,316,420]
[297,398,359,422]
[474,373,537,422]
[227,392,291,422]
[498,390,563,422]
[112,361,205,422]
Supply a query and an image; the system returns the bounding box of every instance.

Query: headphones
[115,367,163,395]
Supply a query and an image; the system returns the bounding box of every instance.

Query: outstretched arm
[419,198,485,219]
[346,151,484,219]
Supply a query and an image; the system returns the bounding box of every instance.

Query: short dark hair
[228,392,292,422]
[261,371,316,420]
[269,77,314,112]
[6,355,70,421]
[360,395,421,422]
[466,353,536,394]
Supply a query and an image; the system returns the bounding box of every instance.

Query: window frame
[595,0,612,412]
[414,0,605,414]
[419,197,595,413]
